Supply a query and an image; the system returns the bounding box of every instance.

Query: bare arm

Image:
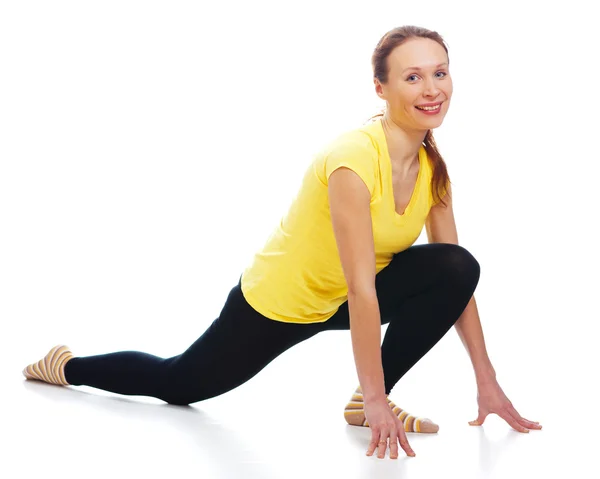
[425,184,496,383]
[425,184,542,433]
[328,167,386,402]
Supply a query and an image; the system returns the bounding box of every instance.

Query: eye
[407,71,448,82]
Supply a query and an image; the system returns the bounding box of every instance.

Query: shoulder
[319,125,381,196]
[324,124,379,158]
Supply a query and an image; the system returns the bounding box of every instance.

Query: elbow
[347,283,377,302]
[346,272,377,299]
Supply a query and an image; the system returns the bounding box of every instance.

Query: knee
[440,244,480,290]
[158,376,212,406]
[156,369,200,406]
[160,386,201,406]
[164,397,194,406]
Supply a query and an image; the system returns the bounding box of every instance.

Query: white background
[1,1,598,478]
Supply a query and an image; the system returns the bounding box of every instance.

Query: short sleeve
[323,133,378,197]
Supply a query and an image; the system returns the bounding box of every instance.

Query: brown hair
[368,25,451,208]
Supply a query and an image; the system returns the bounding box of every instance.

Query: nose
[423,77,441,97]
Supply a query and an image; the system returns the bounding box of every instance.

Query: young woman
[23,25,542,460]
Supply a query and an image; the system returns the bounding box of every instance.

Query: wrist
[361,387,387,404]
[475,367,497,386]
[364,395,389,406]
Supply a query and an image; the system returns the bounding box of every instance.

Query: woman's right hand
[364,397,416,459]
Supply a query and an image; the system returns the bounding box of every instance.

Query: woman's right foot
[23,345,73,386]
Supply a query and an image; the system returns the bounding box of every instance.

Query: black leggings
[65,243,480,405]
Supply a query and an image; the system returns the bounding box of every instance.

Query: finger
[366,429,380,456]
[469,409,488,426]
[511,410,542,429]
[508,407,543,429]
[499,409,529,433]
[377,428,389,459]
[397,423,416,457]
[519,417,542,429]
[388,427,399,460]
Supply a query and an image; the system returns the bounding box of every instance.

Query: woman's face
[375,37,453,131]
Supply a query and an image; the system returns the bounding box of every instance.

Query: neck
[380,113,428,173]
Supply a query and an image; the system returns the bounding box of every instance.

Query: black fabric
[65,243,480,405]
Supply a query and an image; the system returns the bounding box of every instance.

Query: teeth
[416,104,441,111]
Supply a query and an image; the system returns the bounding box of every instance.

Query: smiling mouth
[415,103,442,111]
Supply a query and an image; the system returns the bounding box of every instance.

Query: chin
[421,117,444,127]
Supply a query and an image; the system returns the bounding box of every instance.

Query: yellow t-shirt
[241,118,443,324]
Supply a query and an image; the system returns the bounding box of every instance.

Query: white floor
[4,323,596,479]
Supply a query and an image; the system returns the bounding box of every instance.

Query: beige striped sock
[344,385,439,433]
[22,345,73,386]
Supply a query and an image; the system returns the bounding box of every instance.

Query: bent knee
[439,244,480,288]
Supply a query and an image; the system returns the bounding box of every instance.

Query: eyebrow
[402,63,448,73]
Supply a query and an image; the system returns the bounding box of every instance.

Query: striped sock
[344,385,439,433]
[22,345,73,386]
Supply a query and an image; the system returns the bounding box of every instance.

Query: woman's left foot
[344,385,439,433]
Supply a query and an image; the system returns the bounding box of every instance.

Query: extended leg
[24,281,322,405]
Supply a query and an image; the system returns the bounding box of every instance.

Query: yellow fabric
[241,118,443,324]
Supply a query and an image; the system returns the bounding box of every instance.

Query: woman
[23,25,542,460]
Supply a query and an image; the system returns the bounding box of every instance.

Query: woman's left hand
[469,379,542,432]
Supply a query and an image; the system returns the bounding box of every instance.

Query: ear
[373,77,385,100]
